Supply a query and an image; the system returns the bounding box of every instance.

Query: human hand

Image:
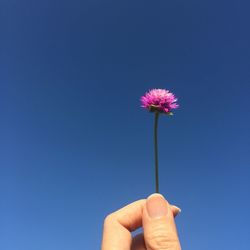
[101,193,181,250]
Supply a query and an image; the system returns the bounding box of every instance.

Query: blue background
[1,0,250,249]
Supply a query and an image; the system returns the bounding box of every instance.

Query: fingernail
[146,193,168,218]
[172,205,182,214]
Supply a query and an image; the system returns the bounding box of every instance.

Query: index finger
[101,199,145,250]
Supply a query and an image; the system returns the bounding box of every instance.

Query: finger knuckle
[104,213,117,227]
[147,226,180,250]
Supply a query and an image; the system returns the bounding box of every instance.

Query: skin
[101,194,181,250]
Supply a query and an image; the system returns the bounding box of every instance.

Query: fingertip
[171,205,182,217]
[147,193,165,200]
[147,194,181,217]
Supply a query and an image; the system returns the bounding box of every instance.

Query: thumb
[142,194,182,250]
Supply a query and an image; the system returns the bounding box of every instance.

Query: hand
[101,193,181,250]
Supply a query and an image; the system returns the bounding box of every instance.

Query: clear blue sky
[1,0,250,249]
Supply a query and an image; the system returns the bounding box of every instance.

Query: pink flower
[140,88,179,114]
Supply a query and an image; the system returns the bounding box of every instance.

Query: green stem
[154,112,159,193]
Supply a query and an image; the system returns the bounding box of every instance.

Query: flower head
[140,88,179,114]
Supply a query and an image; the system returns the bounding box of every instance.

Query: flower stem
[154,112,159,193]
